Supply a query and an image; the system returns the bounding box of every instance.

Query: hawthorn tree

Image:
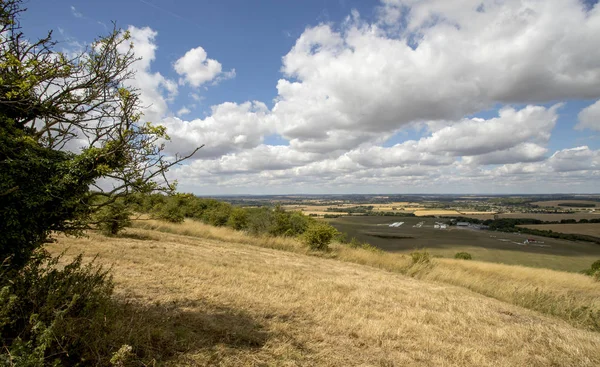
[0,0,200,271]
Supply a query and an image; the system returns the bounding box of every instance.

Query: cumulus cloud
[462,143,548,166]
[416,105,559,156]
[118,26,178,123]
[547,146,600,172]
[576,100,600,131]
[177,107,191,117]
[272,0,600,153]
[113,1,600,193]
[174,46,235,87]
[161,101,277,158]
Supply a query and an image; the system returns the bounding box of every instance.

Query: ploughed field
[327,216,600,272]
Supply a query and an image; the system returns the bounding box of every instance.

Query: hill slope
[51,229,600,366]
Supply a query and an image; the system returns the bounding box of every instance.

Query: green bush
[583,260,600,278]
[228,207,249,230]
[0,251,115,366]
[246,208,273,235]
[410,250,431,264]
[454,252,472,260]
[345,237,363,248]
[202,202,232,227]
[154,198,186,223]
[286,211,312,236]
[302,223,339,251]
[96,201,132,235]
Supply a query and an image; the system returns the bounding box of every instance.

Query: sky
[23,0,600,194]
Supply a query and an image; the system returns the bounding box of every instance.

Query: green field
[327,216,600,272]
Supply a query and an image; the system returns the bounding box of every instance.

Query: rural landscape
[2,0,600,366]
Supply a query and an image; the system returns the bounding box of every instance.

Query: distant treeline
[324,205,417,217]
[557,203,596,208]
[326,205,374,214]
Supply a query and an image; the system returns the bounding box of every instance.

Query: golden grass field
[47,220,600,366]
[519,223,600,237]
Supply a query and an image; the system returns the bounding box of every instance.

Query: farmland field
[531,200,600,208]
[413,209,461,216]
[460,213,600,221]
[518,223,600,237]
[327,216,600,272]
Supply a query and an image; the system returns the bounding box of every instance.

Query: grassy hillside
[47,221,600,366]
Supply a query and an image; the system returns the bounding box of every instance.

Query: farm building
[457,222,470,226]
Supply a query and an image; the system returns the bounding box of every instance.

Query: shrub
[202,203,232,227]
[0,251,115,366]
[410,250,431,264]
[96,201,132,235]
[583,260,600,278]
[246,208,273,235]
[286,211,312,236]
[454,252,472,260]
[154,198,186,223]
[303,223,339,251]
[228,207,249,230]
[268,206,292,236]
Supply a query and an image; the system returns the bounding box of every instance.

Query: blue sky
[25,0,375,111]
[21,0,600,194]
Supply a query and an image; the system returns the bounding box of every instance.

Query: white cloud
[576,100,600,131]
[177,107,191,117]
[70,6,83,18]
[462,143,548,166]
[272,0,600,153]
[547,146,600,172]
[161,101,277,158]
[174,46,234,87]
[92,1,600,194]
[416,105,559,156]
[117,26,178,123]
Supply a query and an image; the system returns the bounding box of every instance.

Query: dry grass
[49,226,600,366]
[131,220,600,332]
[519,223,600,237]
